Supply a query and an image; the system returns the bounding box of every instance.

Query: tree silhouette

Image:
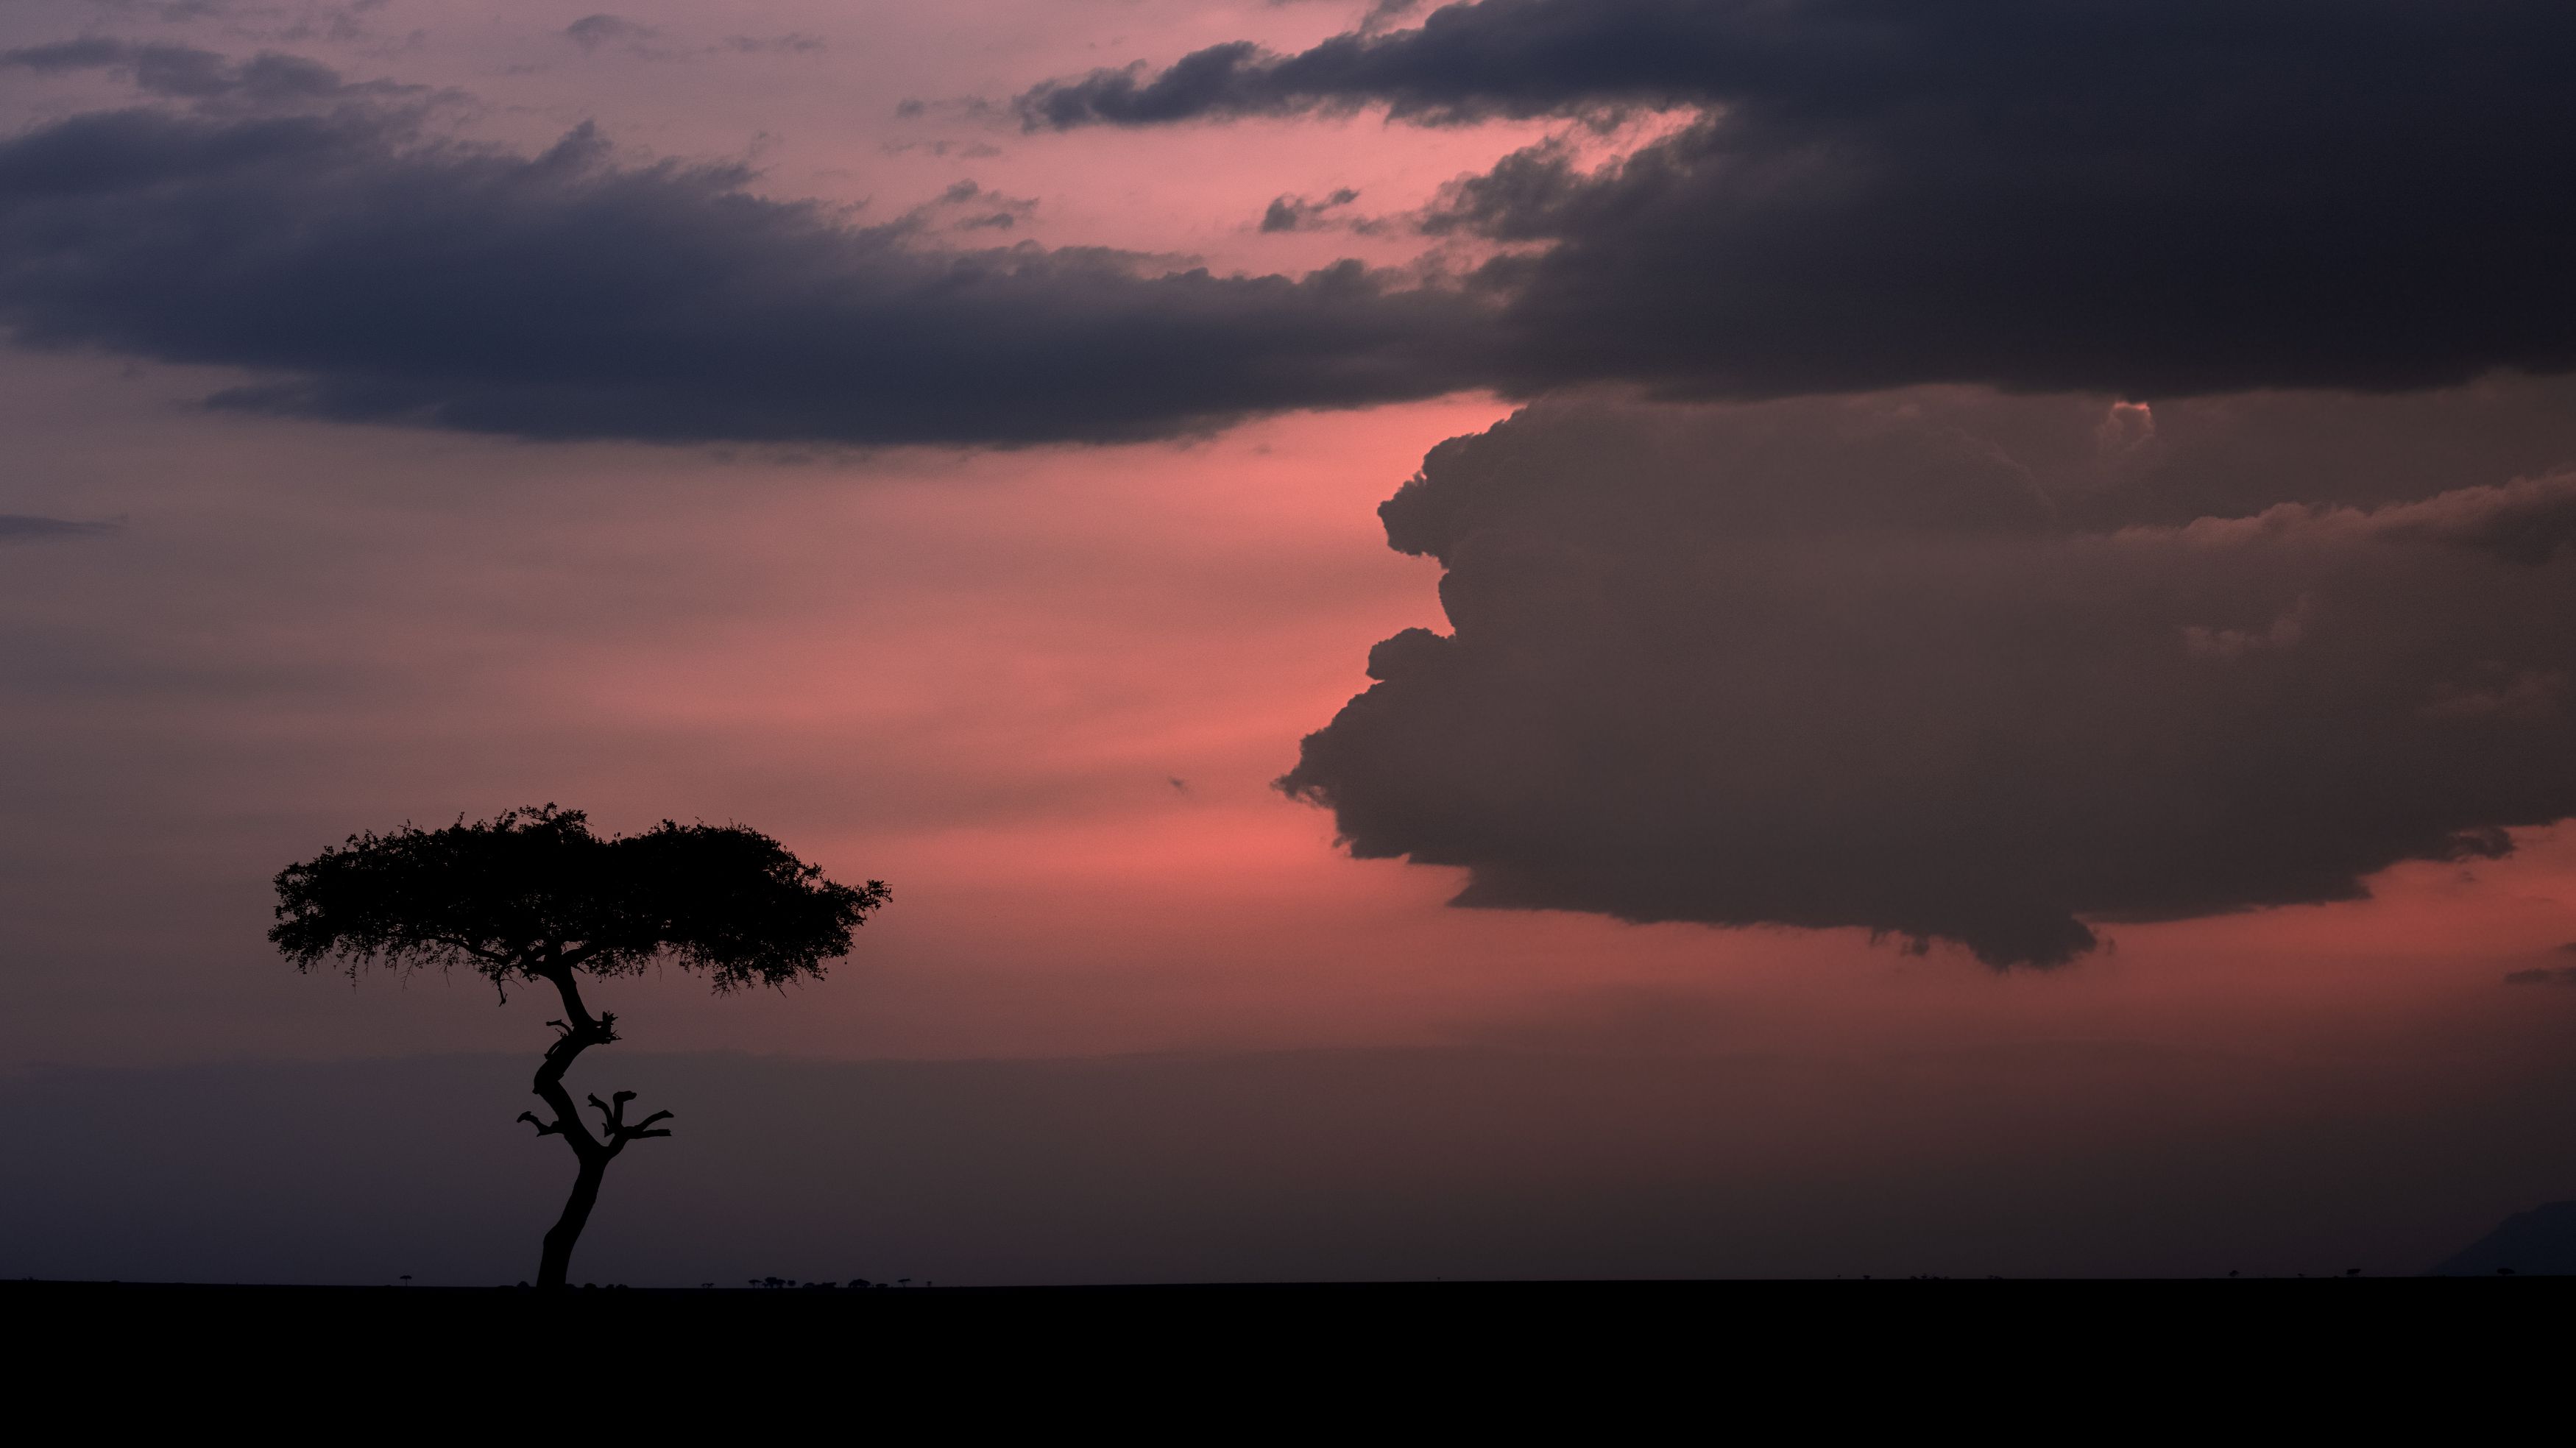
[270,804,888,1288]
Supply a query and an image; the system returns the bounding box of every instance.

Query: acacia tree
[270,805,888,1288]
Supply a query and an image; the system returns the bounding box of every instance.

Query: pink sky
[0,0,2569,1064]
[4,0,2575,1282]
[10,336,2574,1072]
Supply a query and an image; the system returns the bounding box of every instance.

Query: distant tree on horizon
[270,804,888,1288]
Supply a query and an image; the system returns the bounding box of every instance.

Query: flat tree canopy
[272,803,888,1286]
[270,804,888,991]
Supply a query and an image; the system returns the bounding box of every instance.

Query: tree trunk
[526,961,621,1289]
[537,1153,609,1288]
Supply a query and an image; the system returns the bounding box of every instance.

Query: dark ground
[7,1277,2558,1426]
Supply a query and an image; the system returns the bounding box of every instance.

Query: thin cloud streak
[0,514,121,540]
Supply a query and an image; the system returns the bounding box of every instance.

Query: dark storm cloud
[1016,0,1719,127]
[0,103,1496,446]
[1026,1,2576,398]
[1281,387,2576,965]
[1025,0,2576,128]
[11,4,2575,448]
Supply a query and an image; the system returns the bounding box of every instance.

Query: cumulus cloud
[1280,386,2576,965]
[1025,0,2576,398]
[0,97,1496,447]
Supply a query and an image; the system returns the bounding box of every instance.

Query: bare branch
[581,1093,677,1148]
[517,1110,566,1138]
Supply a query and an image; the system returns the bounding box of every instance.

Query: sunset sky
[5,0,2576,1285]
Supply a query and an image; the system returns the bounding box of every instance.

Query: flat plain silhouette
[269,804,887,1287]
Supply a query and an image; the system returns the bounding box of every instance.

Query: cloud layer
[0,79,1493,447]
[1282,386,2576,964]
[12,4,2576,447]
[1032,0,2576,398]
